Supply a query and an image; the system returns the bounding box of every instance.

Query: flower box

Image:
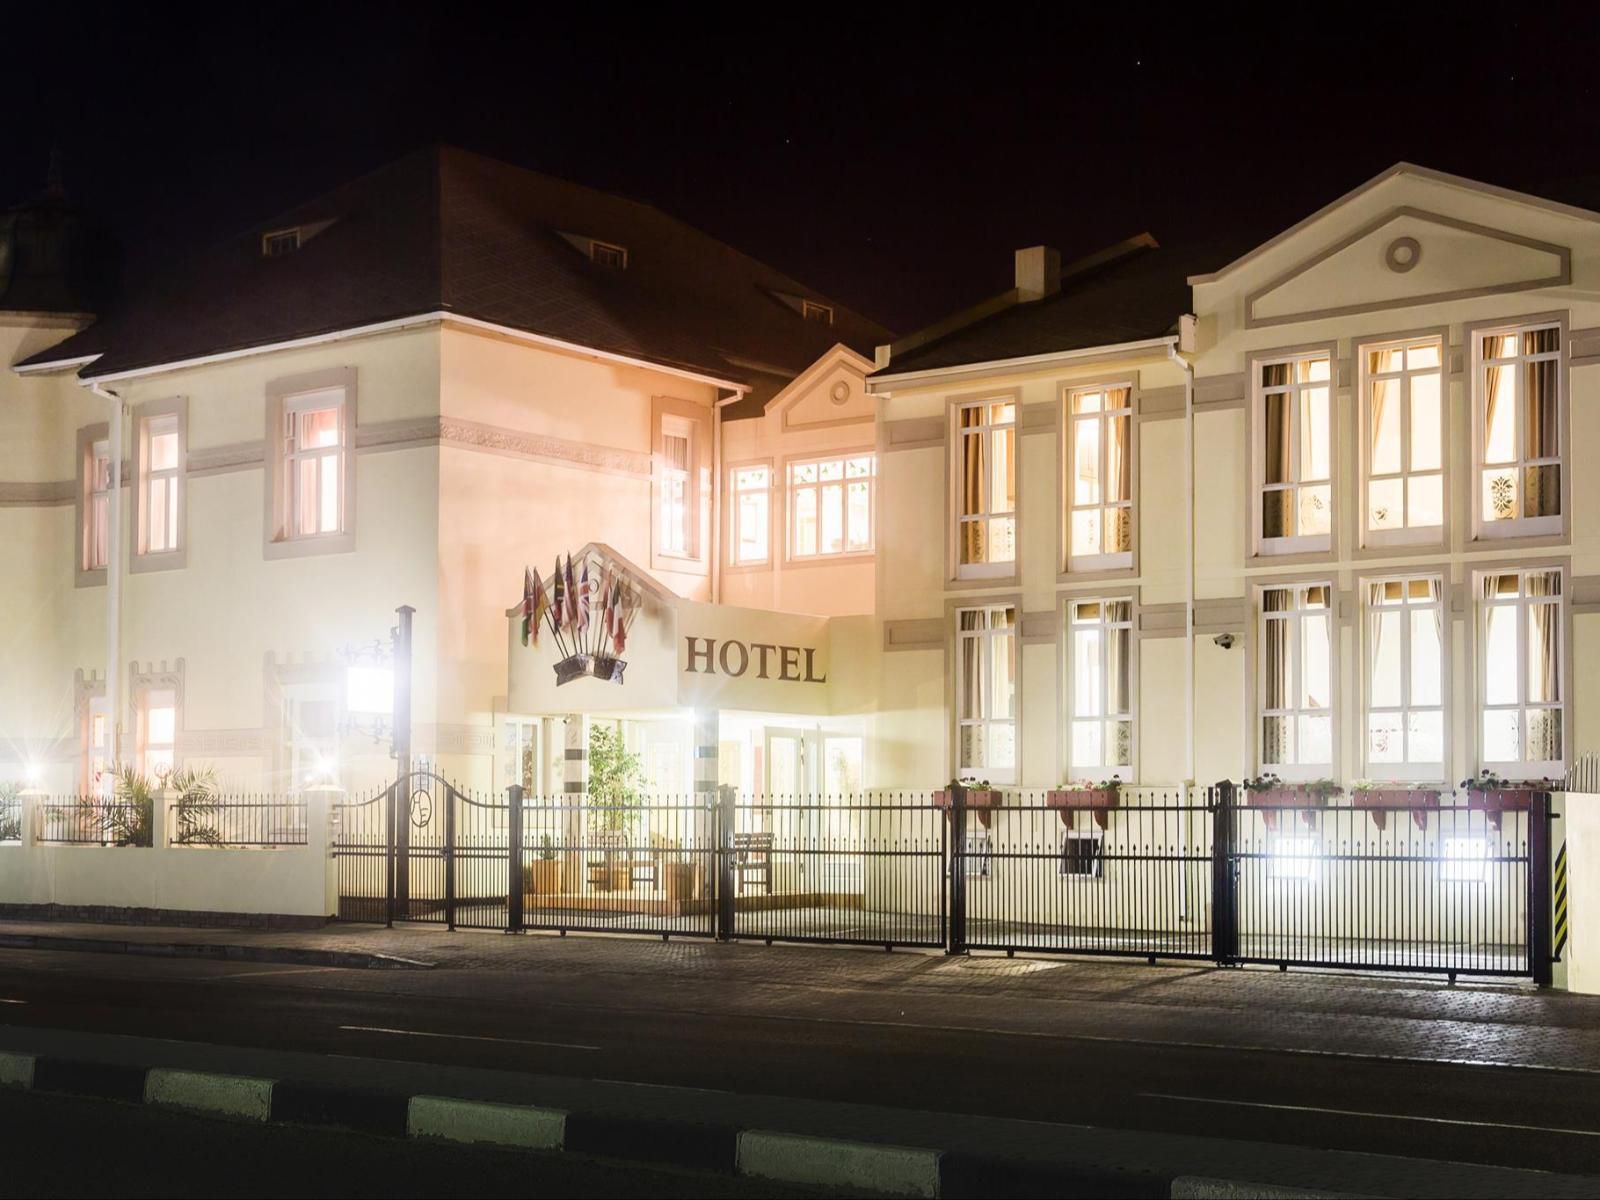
[1465,787,1541,829]
[1245,787,1330,830]
[1351,788,1440,832]
[933,788,1002,828]
[1045,788,1120,829]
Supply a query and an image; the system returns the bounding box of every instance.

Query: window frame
[1062,382,1136,573]
[1468,314,1569,543]
[264,368,357,560]
[801,299,834,325]
[1474,563,1568,781]
[589,239,628,269]
[949,392,1020,583]
[784,450,876,564]
[1249,345,1337,559]
[1058,830,1105,880]
[725,458,774,571]
[1357,332,1447,550]
[131,398,188,572]
[1062,595,1137,781]
[134,685,180,780]
[262,227,302,257]
[953,602,1019,785]
[1254,579,1338,781]
[75,422,111,587]
[650,396,711,574]
[79,690,112,798]
[1359,573,1448,783]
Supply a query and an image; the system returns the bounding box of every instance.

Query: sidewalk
[5,917,1600,1073]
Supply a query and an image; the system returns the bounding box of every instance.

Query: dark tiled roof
[21,147,891,383]
[872,240,1189,376]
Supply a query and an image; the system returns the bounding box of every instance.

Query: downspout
[87,381,124,766]
[1165,338,1196,786]
[712,391,746,604]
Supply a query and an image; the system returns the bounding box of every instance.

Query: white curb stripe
[0,1052,34,1090]
[737,1130,941,1198]
[1171,1176,1350,1199]
[143,1068,274,1122]
[407,1095,566,1150]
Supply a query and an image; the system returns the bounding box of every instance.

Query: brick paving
[6,917,1600,1073]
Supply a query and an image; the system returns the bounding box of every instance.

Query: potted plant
[1349,779,1441,831]
[587,725,645,890]
[1046,777,1123,829]
[528,835,561,896]
[933,778,1002,828]
[1242,774,1342,830]
[1459,770,1554,829]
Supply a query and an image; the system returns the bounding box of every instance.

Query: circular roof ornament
[1385,236,1422,273]
[829,380,851,406]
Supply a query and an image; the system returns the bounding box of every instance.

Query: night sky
[6,6,1600,333]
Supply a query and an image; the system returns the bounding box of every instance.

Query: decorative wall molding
[1573,574,1600,615]
[883,617,944,652]
[435,417,651,477]
[878,416,945,454]
[1019,610,1056,644]
[187,440,265,477]
[182,728,265,757]
[1192,598,1247,635]
[1019,403,1057,434]
[1138,386,1185,421]
[1138,603,1186,638]
[1572,327,1600,368]
[1192,373,1244,411]
[424,723,496,756]
[0,480,74,507]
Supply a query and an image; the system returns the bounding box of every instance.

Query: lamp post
[392,605,413,924]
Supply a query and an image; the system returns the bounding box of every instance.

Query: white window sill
[1364,526,1444,549]
[1257,536,1331,557]
[956,562,1016,581]
[1067,553,1133,573]
[1474,516,1562,541]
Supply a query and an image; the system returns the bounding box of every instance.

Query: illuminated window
[1259,583,1334,778]
[137,688,177,779]
[1364,576,1445,780]
[277,389,346,540]
[1479,568,1564,777]
[1065,385,1132,568]
[84,436,112,571]
[1256,353,1332,554]
[138,412,182,557]
[589,240,627,270]
[1269,836,1319,881]
[81,695,111,797]
[789,454,873,560]
[955,399,1016,578]
[956,605,1017,783]
[1442,836,1489,883]
[660,419,694,558]
[1361,338,1443,545]
[962,831,992,878]
[1066,598,1133,777]
[1475,322,1562,537]
[283,682,338,789]
[728,465,771,566]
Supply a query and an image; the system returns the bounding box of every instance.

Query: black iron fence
[0,791,21,843]
[317,778,1557,983]
[35,796,154,846]
[170,796,309,848]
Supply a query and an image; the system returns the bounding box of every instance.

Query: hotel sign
[683,637,827,683]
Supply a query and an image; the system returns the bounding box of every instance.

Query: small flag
[577,561,592,636]
[520,567,534,646]
[611,580,631,655]
[529,567,548,647]
[550,560,566,634]
[564,556,579,629]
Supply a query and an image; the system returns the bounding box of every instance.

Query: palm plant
[96,766,156,847]
[169,765,221,845]
[0,781,22,843]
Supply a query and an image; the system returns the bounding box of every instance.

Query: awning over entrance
[505,543,843,716]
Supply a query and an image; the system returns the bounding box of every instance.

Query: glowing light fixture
[1269,836,1318,881]
[1442,836,1489,883]
[345,666,394,717]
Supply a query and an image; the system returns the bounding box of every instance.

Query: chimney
[1014,246,1060,302]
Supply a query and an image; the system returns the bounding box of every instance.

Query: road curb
[0,1050,1181,1197]
[0,931,433,970]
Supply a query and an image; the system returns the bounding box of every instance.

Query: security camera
[1213,633,1236,650]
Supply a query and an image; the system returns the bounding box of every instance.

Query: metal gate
[334,770,508,930]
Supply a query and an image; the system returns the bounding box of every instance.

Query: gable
[1245,206,1569,328]
[765,345,875,431]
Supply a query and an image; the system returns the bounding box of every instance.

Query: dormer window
[589,240,628,270]
[262,228,302,258]
[802,300,834,325]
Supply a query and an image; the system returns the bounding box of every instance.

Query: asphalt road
[0,1087,818,1198]
[3,944,1600,1182]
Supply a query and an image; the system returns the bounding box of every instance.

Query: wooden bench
[588,831,659,890]
[732,831,774,894]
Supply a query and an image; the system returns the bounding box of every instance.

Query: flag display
[519,551,641,685]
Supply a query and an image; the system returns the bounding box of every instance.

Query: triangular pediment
[1246,207,1570,328]
[766,344,875,430]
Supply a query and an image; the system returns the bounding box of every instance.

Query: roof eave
[866,335,1178,393]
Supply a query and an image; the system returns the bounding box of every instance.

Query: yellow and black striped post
[1555,840,1570,961]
